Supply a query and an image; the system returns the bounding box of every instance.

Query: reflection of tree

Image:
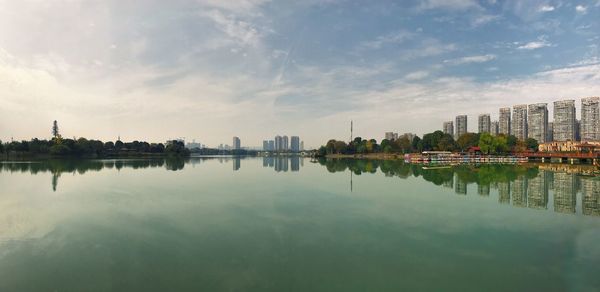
[314,159,600,216]
[51,171,60,192]
[0,158,181,191]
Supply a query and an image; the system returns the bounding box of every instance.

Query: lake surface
[1,157,599,291]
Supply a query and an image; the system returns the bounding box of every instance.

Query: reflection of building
[274,157,288,172]
[527,171,549,209]
[499,107,511,135]
[233,158,241,171]
[528,103,548,143]
[498,181,510,204]
[478,184,490,196]
[290,157,300,172]
[581,177,600,216]
[263,157,274,167]
[512,104,528,141]
[454,174,467,195]
[511,177,527,207]
[553,172,576,214]
[443,178,454,189]
[553,100,576,141]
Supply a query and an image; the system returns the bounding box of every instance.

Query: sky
[1,0,599,148]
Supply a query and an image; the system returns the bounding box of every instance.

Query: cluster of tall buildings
[442,97,600,143]
[384,132,417,142]
[263,135,304,152]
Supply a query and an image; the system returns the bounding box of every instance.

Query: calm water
[1,157,599,291]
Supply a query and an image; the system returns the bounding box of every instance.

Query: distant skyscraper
[528,103,548,143]
[499,107,511,136]
[547,122,554,142]
[512,105,528,141]
[491,121,499,136]
[455,115,467,139]
[282,135,289,150]
[263,140,269,151]
[575,120,581,141]
[274,135,283,151]
[581,97,600,141]
[385,132,398,141]
[300,141,304,151]
[290,136,300,152]
[268,140,275,151]
[478,114,491,134]
[232,136,241,150]
[443,121,454,136]
[553,100,576,141]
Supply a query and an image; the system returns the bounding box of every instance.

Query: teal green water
[0,157,599,291]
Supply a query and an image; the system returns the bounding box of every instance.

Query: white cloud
[358,31,414,50]
[405,70,430,80]
[539,5,555,12]
[201,10,262,47]
[418,0,481,11]
[471,14,500,26]
[575,5,587,13]
[517,37,552,50]
[444,54,496,65]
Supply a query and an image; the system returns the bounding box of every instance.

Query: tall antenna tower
[350,120,353,142]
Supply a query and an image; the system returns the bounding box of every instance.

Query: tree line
[1,121,190,158]
[319,131,539,155]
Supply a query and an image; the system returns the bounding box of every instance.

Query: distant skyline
[1,0,599,148]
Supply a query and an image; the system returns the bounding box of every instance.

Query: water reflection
[0,158,188,191]
[317,159,600,217]
[262,156,302,172]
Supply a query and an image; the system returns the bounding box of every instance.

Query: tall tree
[52,120,60,140]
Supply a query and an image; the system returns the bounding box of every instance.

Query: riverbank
[0,152,189,161]
[325,153,403,160]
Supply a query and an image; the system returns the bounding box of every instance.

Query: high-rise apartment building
[581,97,600,141]
[491,121,499,136]
[455,115,467,139]
[232,136,241,150]
[274,135,283,151]
[553,100,576,141]
[547,122,554,142]
[499,107,511,135]
[384,132,398,141]
[443,121,454,136]
[512,105,528,141]
[478,114,491,134]
[282,135,289,150]
[290,136,300,152]
[528,103,548,143]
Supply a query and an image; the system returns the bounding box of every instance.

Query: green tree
[333,140,347,154]
[437,133,456,151]
[0,140,4,153]
[478,133,495,154]
[456,133,479,152]
[525,138,539,152]
[52,120,61,140]
[412,136,423,153]
[395,136,412,153]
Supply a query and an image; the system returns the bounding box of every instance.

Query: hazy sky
[1,0,599,148]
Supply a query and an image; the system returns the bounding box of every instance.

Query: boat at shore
[405,151,528,165]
